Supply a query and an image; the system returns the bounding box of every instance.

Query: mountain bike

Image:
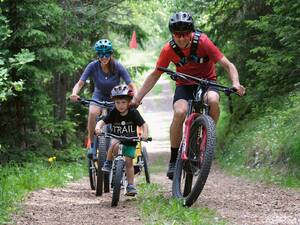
[77,98,114,196]
[157,66,237,207]
[102,133,152,207]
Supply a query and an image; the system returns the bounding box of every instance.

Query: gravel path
[13,77,300,225]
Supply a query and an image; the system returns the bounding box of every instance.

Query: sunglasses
[173,31,191,38]
[97,52,112,58]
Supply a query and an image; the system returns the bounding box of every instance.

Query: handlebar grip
[231,87,238,92]
[224,87,237,96]
[157,66,173,73]
[147,137,152,142]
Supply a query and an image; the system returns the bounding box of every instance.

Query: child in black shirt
[95,85,148,196]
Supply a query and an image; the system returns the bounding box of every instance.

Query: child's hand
[141,135,148,141]
[95,125,102,135]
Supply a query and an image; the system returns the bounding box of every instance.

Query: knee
[207,93,220,107]
[89,107,100,119]
[89,109,98,117]
[173,107,187,121]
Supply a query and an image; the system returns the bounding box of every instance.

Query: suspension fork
[180,100,193,160]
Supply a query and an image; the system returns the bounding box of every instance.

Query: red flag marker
[129,31,137,49]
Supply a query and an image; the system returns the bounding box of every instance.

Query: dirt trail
[13,78,300,225]
[13,178,142,225]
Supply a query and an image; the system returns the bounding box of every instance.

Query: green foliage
[137,183,227,225]
[0,0,149,161]
[203,0,300,102]
[0,13,35,101]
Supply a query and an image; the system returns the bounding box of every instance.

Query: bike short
[123,145,136,158]
[173,84,220,104]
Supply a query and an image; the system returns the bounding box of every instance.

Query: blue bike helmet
[169,12,194,33]
[94,39,113,54]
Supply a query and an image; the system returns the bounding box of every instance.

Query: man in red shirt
[132,12,245,179]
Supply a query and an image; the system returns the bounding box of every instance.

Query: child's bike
[102,133,152,207]
[77,98,114,196]
[158,66,238,207]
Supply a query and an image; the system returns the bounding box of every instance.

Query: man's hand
[130,96,141,108]
[232,84,246,96]
[70,94,80,102]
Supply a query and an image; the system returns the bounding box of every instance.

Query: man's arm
[218,56,245,96]
[132,70,161,105]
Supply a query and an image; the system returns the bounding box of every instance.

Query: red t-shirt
[156,33,223,86]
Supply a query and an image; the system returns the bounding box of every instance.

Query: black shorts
[173,84,219,104]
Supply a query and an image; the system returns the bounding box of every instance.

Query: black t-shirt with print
[103,108,145,146]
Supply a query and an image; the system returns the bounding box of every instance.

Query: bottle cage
[169,30,210,67]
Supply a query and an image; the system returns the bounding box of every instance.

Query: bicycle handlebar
[103,132,152,142]
[157,66,237,95]
[77,98,115,108]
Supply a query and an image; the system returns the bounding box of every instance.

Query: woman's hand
[70,94,80,102]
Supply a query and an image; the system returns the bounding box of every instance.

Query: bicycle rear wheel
[141,146,150,183]
[172,115,216,207]
[111,159,125,207]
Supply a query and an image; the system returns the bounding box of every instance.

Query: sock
[170,147,179,163]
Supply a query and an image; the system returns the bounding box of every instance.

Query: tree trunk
[52,73,67,149]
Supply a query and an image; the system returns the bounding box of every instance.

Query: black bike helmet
[169,12,194,33]
[111,85,133,99]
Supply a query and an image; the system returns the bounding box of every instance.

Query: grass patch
[137,152,227,225]
[0,148,86,224]
[137,183,227,225]
[217,91,300,188]
[221,165,300,188]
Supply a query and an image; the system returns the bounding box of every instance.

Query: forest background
[0,0,300,221]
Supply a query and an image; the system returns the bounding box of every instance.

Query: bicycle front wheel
[111,159,125,207]
[172,115,216,207]
[141,146,150,183]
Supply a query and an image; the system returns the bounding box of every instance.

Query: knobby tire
[88,159,96,190]
[142,146,150,183]
[111,159,125,207]
[172,115,216,207]
[95,130,110,196]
